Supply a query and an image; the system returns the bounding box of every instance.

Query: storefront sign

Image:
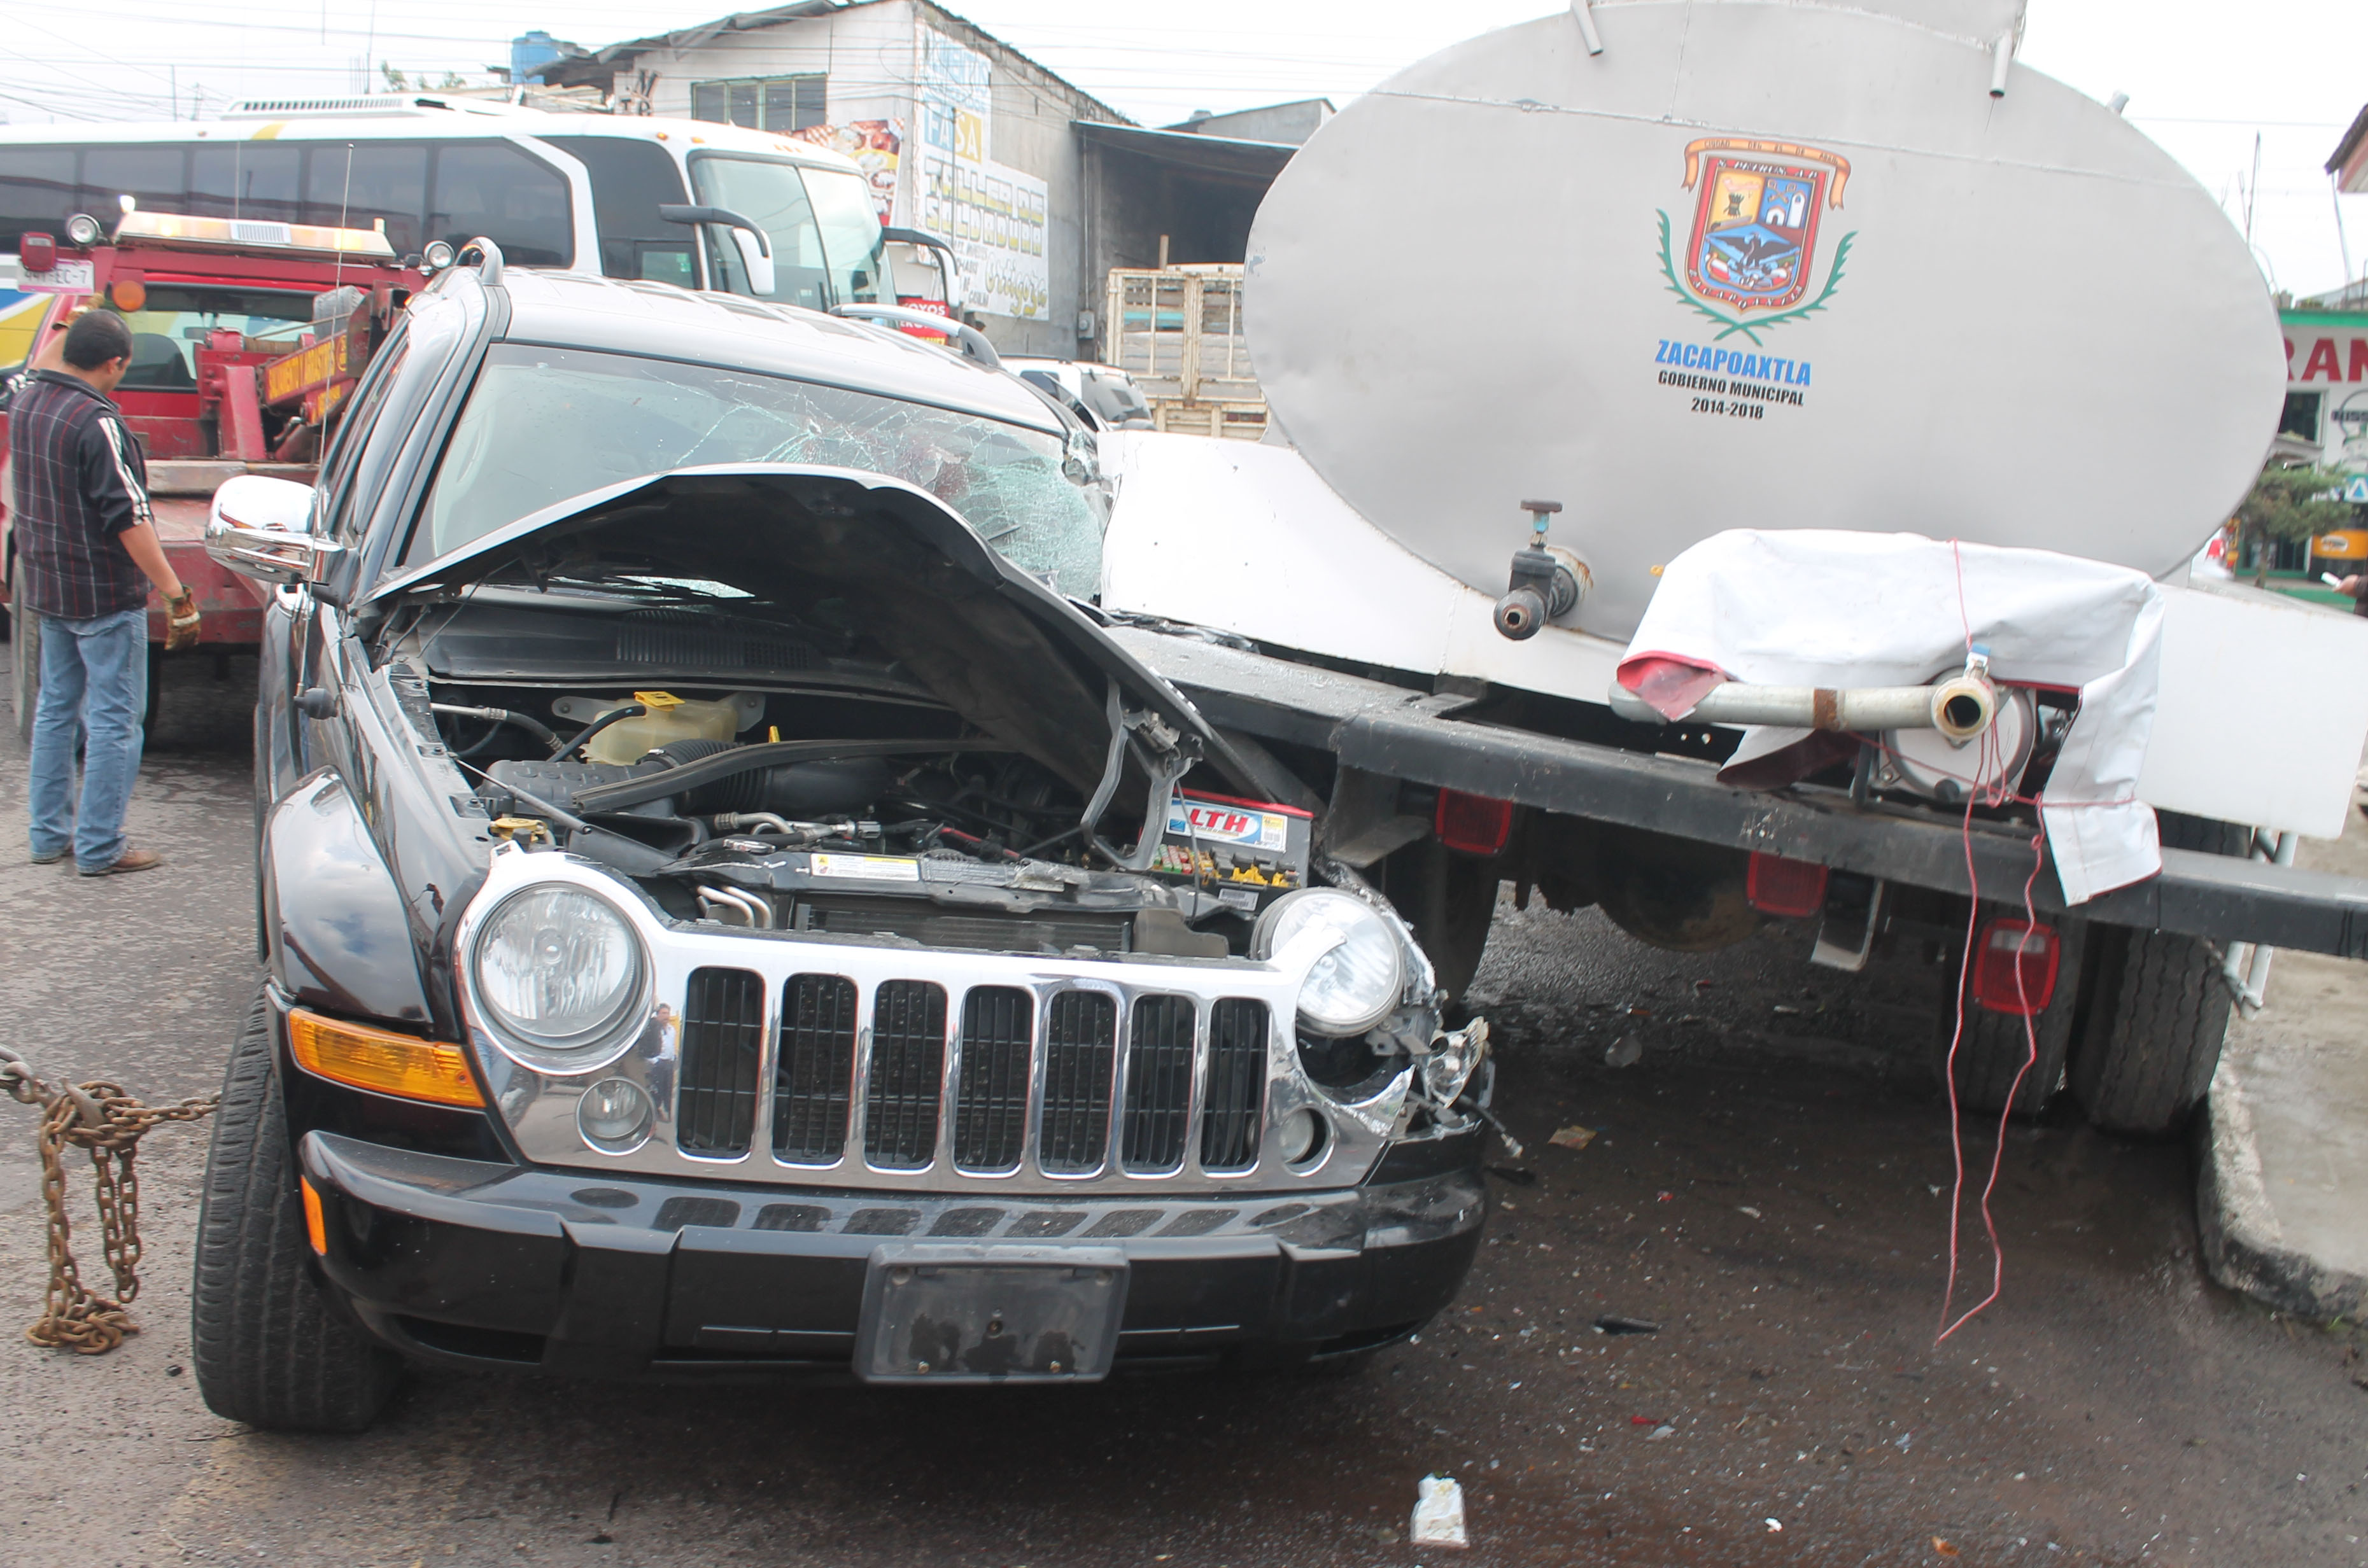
[913,27,1049,321]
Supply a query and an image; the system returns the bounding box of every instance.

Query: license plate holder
[854,1243,1129,1383]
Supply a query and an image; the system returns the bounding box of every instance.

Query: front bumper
[299,1130,1486,1380]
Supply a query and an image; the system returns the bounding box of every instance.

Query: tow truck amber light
[111,209,398,262]
[287,1008,484,1107]
[1746,852,1829,918]
[1970,918,2060,1016]
[300,1178,328,1255]
[1434,790,1514,857]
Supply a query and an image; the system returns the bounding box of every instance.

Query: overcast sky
[4,0,2361,297]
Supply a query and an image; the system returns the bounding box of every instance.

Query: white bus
[0,97,958,316]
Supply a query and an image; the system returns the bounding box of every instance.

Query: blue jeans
[27,606,148,872]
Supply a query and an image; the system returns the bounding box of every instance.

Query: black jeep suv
[193,246,1490,1431]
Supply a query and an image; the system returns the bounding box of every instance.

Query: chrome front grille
[460,847,1416,1196]
[668,976,1285,1189]
[1038,991,1118,1174]
[677,968,766,1156]
[863,980,946,1169]
[772,974,857,1163]
[1199,998,1268,1173]
[952,987,1032,1173]
[1122,995,1196,1173]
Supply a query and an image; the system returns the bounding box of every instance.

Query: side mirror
[729,227,778,298]
[206,475,339,585]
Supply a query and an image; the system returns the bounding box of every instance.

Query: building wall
[575,0,1120,356]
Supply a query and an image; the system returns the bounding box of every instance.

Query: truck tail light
[20,232,55,273]
[1746,852,1828,918]
[1434,790,1513,857]
[1969,918,2060,1016]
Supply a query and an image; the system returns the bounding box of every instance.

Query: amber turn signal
[286,1008,484,1107]
[300,1177,328,1255]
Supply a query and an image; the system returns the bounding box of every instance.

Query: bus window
[428,143,572,268]
[538,136,694,286]
[190,143,303,226]
[803,167,890,305]
[689,155,885,311]
[301,143,426,254]
[0,148,75,251]
[80,146,187,220]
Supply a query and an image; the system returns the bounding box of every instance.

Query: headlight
[472,885,648,1072]
[1255,887,1406,1037]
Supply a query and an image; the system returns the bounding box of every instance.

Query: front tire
[192,988,402,1432]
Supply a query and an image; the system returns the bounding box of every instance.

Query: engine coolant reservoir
[577,691,740,765]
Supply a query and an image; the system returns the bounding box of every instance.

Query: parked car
[192,244,1491,1432]
[1001,356,1156,432]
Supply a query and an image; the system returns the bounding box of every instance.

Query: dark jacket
[7,368,153,620]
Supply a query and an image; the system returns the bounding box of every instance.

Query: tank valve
[1493,499,1585,640]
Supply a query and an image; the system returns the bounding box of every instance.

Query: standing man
[11,308,200,875]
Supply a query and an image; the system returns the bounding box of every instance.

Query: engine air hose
[570,738,1017,815]
[644,739,894,817]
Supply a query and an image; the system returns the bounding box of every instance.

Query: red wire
[1932,538,2049,1344]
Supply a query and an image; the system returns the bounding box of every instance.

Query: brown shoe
[78,846,163,877]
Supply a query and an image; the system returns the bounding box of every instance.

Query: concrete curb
[2197,1055,2368,1324]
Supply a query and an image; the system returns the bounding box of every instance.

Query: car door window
[318,330,411,543]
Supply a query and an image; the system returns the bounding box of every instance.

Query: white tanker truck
[1094,0,2368,1136]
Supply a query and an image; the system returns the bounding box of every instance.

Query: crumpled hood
[375,464,1239,795]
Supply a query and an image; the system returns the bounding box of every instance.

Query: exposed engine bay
[364,466,1484,1118]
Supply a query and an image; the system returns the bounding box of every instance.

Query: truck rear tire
[2065,813,2246,1136]
[9,605,38,743]
[192,988,402,1433]
[1934,911,2089,1116]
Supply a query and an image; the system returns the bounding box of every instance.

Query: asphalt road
[1,641,2364,1568]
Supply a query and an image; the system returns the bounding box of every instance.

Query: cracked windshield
[411,343,1108,594]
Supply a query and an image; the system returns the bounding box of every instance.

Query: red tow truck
[2,209,419,734]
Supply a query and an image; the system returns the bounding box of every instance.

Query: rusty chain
[0,1045,216,1355]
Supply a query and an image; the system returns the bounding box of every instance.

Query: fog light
[577,1077,654,1152]
[1278,1107,1327,1166]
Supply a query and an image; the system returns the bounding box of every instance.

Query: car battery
[1145,790,1313,911]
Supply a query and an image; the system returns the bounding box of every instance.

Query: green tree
[381,62,409,92]
[2234,463,2358,586]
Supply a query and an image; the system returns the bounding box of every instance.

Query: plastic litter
[1738,1205,1762,1219]
[1604,1035,1644,1068]
[1933,1539,1960,1558]
[1409,1473,1469,1548]
[1647,1424,1676,1439]
[1548,1124,1597,1150]
[1595,1316,1660,1336]
[1766,1519,1784,1532]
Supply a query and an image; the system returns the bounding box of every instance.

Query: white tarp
[1615,531,2164,904]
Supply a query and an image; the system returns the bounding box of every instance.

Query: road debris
[1605,1035,1644,1068]
[1595,1316,1660,1336]
[1409,1473,1469,1548]
[1548,1125,1598,1150]
[1738,1205,1762,1219]
[1765,1519,1784,1532]
[1646,1424,1676,1440]
[1932,1539,1960,1557]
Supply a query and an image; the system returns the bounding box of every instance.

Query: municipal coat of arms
[1658,137,1856,343]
